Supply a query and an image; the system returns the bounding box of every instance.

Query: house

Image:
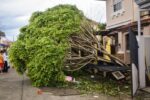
[100,0,150,64]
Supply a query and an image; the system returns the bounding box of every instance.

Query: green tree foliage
[98,23,106,30]
[8,5,87,87]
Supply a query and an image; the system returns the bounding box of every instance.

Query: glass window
[113,0,122,12]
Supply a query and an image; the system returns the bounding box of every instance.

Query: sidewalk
[0,68,131,100]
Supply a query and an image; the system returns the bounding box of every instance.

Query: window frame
[113,0,123,12]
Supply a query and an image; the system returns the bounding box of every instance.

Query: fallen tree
[8,5,128,87]
[64,22,129,71]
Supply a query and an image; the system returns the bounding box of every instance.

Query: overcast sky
[0,0,106,41]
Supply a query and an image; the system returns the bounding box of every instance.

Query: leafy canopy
[8,5,87,87]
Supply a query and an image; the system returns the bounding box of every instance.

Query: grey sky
[0,0,106,41]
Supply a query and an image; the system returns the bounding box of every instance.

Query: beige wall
[117,31,130,64]
[118,32,123,53]
[143,25,150,35]
[106,0,138,29]
[105,0,149,64]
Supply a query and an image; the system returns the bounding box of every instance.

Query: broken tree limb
[64,21,129,71]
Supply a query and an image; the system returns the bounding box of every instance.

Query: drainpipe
[138,7,141,37]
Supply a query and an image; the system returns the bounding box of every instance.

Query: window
[113,0,122,12]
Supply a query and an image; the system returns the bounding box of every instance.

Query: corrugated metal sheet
[135,0,150,9]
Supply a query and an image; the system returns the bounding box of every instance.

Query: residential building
[101,0,150,64]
